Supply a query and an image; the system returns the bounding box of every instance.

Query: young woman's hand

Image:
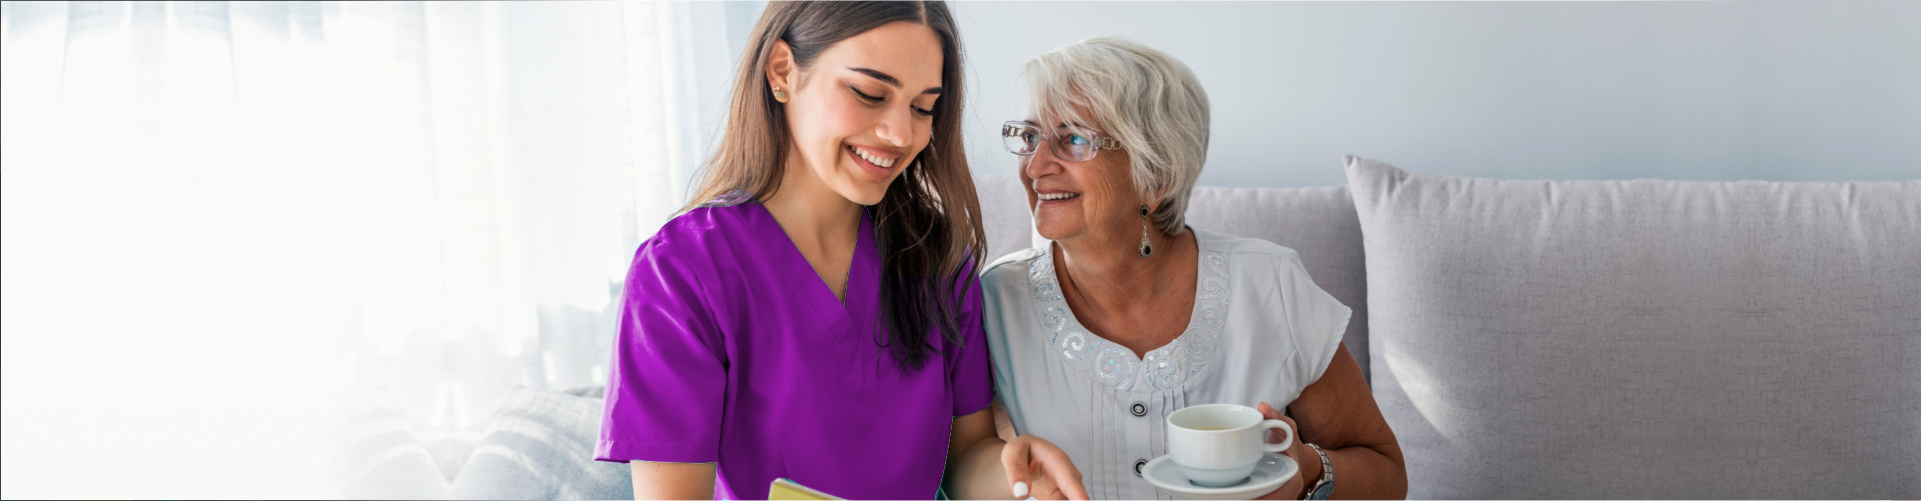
[999,434,1089,500]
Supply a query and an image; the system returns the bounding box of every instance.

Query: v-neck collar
[1042,236,1208,364]
[743,201,877,335]
[1025,228,1231,393]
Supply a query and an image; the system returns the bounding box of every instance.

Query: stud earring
[1138,205,1154,258]
[772,87,786,101]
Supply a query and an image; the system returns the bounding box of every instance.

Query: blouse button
[1134,458,1148,477]
[1130,402,1147,417]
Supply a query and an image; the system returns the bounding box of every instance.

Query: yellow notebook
[768,478,842,500]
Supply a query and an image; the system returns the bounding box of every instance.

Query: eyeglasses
[1001,121,1125,162]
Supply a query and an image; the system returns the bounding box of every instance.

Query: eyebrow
[848,67,943,95]
[1016,120,1086,129]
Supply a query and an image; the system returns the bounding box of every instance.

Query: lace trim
[1028,249,1230,392]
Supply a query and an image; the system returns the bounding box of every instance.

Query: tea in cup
[1165,403,1294,487]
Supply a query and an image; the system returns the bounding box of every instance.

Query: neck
[761,154,863,250]
[1054,224,1193,312]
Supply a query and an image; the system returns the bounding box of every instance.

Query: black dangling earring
[1138,205,1154,258]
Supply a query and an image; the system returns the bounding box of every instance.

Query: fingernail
[1012,481,1029,498]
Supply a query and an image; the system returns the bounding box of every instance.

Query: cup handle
[1260,419,1294,453]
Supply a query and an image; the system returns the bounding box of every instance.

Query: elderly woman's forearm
[1321,443,1408,500]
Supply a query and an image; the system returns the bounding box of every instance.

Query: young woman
[594,2,1082,499]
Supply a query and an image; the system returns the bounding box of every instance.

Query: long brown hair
[682,1,985,372]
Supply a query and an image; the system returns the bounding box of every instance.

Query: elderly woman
[968,38,1408,500]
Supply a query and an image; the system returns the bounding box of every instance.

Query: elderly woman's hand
[1000,434,1089,500]
[1253,402,1319,500]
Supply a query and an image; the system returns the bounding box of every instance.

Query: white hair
[1022,36,1210,236]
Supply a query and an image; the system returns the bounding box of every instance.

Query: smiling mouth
[1038,192,1080,201]
[847,144,898,169]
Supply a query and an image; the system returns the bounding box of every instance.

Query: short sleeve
[947,267,995,418]
[1278,250,1352,387]
[595,241,727,464]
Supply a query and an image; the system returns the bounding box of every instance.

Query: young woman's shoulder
[633,203,760,270]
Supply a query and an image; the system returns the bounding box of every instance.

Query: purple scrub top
[596,200,992,500]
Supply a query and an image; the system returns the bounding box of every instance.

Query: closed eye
[854,85,934,117]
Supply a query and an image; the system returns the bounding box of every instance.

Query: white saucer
[1141,453,1297,500]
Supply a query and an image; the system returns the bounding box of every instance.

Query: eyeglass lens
[1004,123,1099,162]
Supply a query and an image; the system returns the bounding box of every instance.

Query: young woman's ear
[766,40,796,102]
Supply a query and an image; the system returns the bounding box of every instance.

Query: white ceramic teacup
[1166,403,1294,487]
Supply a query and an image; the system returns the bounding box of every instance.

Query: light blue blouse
[981,228,1352,500]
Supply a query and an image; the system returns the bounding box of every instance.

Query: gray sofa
[343,157,1918,499]
[979,157,1920,499]
[334,386,634,500]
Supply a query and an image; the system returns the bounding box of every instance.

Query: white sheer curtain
[0,1,732,497]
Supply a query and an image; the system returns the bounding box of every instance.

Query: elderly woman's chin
[1031,213,1084,242]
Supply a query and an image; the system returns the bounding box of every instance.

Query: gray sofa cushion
[332,390,452,500]
[978,173,1039,264]
[975,174,1374,383]
[449,387,631,500]
[1345,156,1921,499]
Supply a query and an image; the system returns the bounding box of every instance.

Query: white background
[719,1,1921,187]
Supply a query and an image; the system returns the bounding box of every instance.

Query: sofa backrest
[975,174,1373,383]
[978,174,1039,265]
[1346,156,1921,499]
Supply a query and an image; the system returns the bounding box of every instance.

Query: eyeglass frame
[1001,120,1125,162]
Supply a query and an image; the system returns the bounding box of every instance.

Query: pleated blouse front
[980,229,1352,500]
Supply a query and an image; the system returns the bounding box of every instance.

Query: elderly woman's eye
[1068,134,1092,146]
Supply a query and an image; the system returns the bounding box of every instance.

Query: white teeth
[1038,192,1079,201]
[852,146,895,168]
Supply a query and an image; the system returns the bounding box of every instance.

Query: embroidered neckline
[1028,239,1230,392]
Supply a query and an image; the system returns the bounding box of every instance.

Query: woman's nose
[1023,141,1062,178]
[873,106,914,148]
